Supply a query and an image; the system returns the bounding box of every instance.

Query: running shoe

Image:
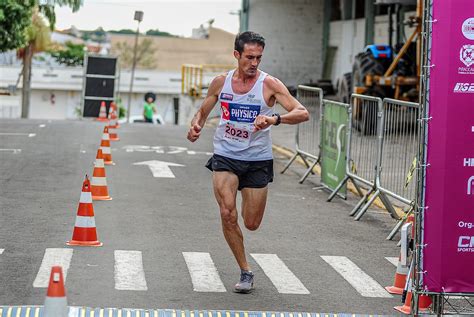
[234,270,254,293]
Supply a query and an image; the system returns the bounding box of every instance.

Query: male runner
[187,31,309,293]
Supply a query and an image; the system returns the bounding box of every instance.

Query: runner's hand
[254,115,277,131]
[187,124,202,142]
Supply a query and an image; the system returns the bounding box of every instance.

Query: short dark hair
[234,31,265,54]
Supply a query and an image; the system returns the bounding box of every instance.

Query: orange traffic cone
[67,175,103,246]
[100,126,115,165]
[394,290,432,314]
[91,149,112,201]
[110,102,120,128]
[108,116,120,141]
[385,254,409,295]
[43,266,68,317]
[95,101,109,122]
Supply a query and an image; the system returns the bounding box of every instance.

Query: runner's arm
[254,77,309,131]
[187,75,225,142]
[270,77,309,125]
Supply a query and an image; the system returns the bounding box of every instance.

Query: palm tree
[20,1,82,118]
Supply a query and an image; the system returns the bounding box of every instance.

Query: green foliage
[145,29,175,37]
[0,0,35,51]
[49,41,84,66]
[109,29,136,35]
[26,10,51,52]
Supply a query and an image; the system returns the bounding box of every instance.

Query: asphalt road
[0,119,404,315]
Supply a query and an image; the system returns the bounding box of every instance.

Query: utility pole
[127,10,143,123]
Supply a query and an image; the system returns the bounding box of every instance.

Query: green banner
[321,100,348,197]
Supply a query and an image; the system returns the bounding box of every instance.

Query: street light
[126,10,144,123]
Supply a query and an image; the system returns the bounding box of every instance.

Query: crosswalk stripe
[321,256,392,298]
[114,250,148,291]
[385,257,398,267]
[251,253,310,294]
[33,248,73,288]
[182,252,226,292]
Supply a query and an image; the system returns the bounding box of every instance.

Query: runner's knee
[244,218,261,231]
[245,221,260,231]
[220,207,238,228]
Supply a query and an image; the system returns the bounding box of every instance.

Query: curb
[272,144,405,219]
[0,306,390,317]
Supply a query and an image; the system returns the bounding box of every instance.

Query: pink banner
[423,0,474,293]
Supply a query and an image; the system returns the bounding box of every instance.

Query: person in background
[143,92,157,123]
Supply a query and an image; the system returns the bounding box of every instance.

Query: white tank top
[213,69,273,161]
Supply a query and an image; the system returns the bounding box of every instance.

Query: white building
[0,65,183,123]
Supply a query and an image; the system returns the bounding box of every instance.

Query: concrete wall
[247,0,324,87]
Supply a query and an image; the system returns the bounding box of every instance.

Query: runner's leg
[213,171,250,271]
[241,187,268,231]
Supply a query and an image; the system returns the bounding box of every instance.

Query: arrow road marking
[133,160,185,178]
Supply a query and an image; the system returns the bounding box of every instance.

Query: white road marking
[133,160,184,178]
[321,256,392,298]
[0,249,4,254]
[385,257,399,266]
[39,124,46,128]
[0,149,21,154]
[182,252,226,292]
[0,132,36,137]
[251,253,310,294]
[33,248,73,287]
[114,250,148,291]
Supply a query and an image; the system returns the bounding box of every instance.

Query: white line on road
[39,124,46,128]
[182,252,226,292]
[321,256,392,298]
[385,257,399,266]
[251,253,310,294]
[133,160,184,178]
[0,149,21,154]
[114,250,148,291]
[0,249,4,254]
[0,133,36,137]
[33,248,73,287]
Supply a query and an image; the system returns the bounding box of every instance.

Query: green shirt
[143,102,156,119]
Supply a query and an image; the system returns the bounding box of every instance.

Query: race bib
[221,102,261,147]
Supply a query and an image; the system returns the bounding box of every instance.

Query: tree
[0,0,35,51]
[109,29,136,35]
[49,41,84,66]
[20,0,82,118]
[145,29,175,37]
[112,38,157,69]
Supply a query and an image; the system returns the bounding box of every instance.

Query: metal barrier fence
[327,94,399,220]
[281,85,323,183]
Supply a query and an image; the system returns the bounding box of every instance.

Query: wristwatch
[272,113,281,126]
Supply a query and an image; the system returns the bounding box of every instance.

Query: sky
[55,0,241,37]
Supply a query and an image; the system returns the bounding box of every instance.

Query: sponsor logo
[460,45,474,67]
[221,102,230,120]
[458,236,474,252]
[462,18,474,40]
[229,103,260,123]
[453,83,474,93]
[221,102,260,123]
[464,158,474,167]
[468,176,474,195]
[220,93,233,101]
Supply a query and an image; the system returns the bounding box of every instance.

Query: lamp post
[126,10,144,122]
